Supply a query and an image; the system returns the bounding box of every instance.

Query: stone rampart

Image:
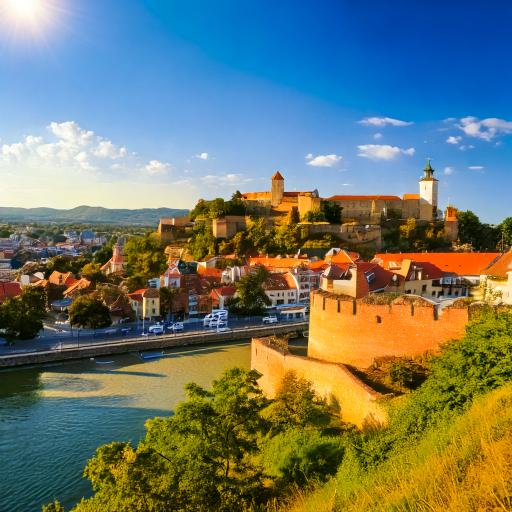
[308,291,470,367]
[251,338,387,428]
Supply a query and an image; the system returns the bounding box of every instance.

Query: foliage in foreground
[47,369,344,512]
[285,310,512,512]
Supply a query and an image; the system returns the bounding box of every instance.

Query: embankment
[0,322,307,369]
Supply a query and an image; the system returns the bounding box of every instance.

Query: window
[422,284,427,292]
[376,315,382,324]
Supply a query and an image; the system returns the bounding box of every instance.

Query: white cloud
[373,132,383,140]
[145,160,171,175]
[305,153,342,167]
[358,116,413,127]
[457,116,512,141]
[446,135,462,145]
[196,152,209,160]
[200,173,253,187]
[0,121,169,177]
[468,165,484,170]
[459,144,475,151]
[444,166,455,175]
[357,144,415,160]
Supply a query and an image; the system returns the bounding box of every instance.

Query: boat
[139,351,164,360]
[95,359,115,364]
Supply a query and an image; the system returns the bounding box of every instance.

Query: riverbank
[0,321,307,368]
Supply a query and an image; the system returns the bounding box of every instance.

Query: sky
[0,0,511,222]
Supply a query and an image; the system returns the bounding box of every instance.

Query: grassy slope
[286,384,512,512]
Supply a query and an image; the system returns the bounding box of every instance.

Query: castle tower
[419,159,439,221]
[444,205,459,242]
[271,171,285,207]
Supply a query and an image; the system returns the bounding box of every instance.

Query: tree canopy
[68,295,112,330]
[228,266,271,315]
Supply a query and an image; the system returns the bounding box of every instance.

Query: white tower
[419,159,438,221]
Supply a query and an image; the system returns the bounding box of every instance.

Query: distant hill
[0,205,189,226]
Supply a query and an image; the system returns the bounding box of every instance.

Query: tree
[273,223,300,255]
[289,206,300,225]
[321,201,342,224]
[124,234,167,283]
[228,266,271,315]
[264,371,332,433]
[0,287,47,341]
[81,263,104,283]
[159,287,184,320]
[457,210,499,250]
[69,296,111,330]
[302,209,326,222]
[498,216,512,248]
[93,239,115,266]
[71,368,270,512]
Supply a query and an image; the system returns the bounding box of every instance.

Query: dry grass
[283,384,512,512]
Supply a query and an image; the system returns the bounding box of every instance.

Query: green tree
[0,287,47,341]
[457,210,499,250]
[302,209,326,222]
[274,223,300,255]
[72,368,270,512]
[260,428,344,487]
[80,263,104,283]
[264,371,332,433]
[321,201,342,224]
[498,216,512,248]
[93,239,115,266]
[42,500,65,512]
[289,206,300,225]
[124,234,167,283]
[159,287,183,319]
[228,266,271,315]
[69,296,112,330]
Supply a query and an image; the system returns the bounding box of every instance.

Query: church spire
[423,159,435,180]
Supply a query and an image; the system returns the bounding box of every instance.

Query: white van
[148,324,164,334]
[203,310,228,327]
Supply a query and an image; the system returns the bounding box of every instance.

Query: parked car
[121,327,131,335]
[203,311,228,327]
[148,324,164,334]
[262,316,278,324]
[170,322,184,332]
[208,319,227,329]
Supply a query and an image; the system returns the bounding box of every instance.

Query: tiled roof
[356,262,395,292]
[328,195,401,201]
[374,252,501,276]
[197,266,223,278]
[272,171,284,180]
[403,193,420,200]
[0,281,22,302]
[482,251,512,278]
[263,273,297,291]
[211,286,236,298]
[63,278,92,297]
[249,257,310,270]
[48,271,76,287]
[329,250,360,265]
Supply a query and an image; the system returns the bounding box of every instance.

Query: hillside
[0,205,189,226]
[285,383,512,512]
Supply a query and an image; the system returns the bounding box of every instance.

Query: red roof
[0,282,22,302]
[403,193,420,200]
[211,286,236,298]
[272,171,284,181]
[328,195,401,201]
[374,252,501,276]
[482,251,512,278]
[249,257,310,270]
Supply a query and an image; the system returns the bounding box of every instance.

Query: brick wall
[251,338,387,428]
[308,291,469,368]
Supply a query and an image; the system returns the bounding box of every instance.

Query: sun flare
[7,0,43,19]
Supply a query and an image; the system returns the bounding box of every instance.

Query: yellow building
[128,288,160,319]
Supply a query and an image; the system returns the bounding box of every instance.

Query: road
[0,316,307,355]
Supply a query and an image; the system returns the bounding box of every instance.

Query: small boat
[95,359,115,365]
[139,351,164,360]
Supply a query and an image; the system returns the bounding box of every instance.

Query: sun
[5,0,44,21]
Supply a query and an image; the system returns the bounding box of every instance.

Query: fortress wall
[308,292,469,368]
[251,338,387,428]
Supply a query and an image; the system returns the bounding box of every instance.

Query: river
[0,341,251,512]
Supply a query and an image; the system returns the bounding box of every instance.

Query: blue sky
[0,0,511,222]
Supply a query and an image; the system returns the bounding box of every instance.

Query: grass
[283,383,512,512]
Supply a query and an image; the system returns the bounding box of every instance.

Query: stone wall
[308,291,470,367]
[251,338,387,428]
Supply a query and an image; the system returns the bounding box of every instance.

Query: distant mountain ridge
[0,205,189,226]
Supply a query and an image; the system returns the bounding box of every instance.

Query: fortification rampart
[251,338,387,428]
[308,291,470,368]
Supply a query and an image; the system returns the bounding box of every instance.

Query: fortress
[242,160,440,223]
[252,291,472,427]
